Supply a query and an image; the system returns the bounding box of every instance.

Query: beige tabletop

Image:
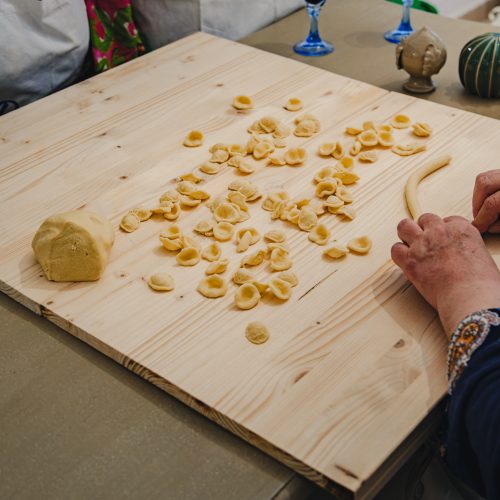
[242,0,500,120]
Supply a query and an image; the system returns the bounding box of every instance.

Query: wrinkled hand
[392,214,500,335]
[472,170,500,233]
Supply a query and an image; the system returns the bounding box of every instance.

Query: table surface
[1,3,498,500]
[242,0,500,120]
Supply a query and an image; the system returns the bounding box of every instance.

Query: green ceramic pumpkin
[459,33,500,98]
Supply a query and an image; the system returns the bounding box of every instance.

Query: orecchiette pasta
[228,144,247,156]
[159,236,183,252]
[264,230,286,243]
[177,181,196,196]
[314,166,335,183]
[294,119,318,137]
[308,224,331,245]
[159,190,181,204]
[164,202,181,221]
[176,247,201,266]
[190,189,210,201]
[214,203,241,224]
[349,140,362,156]
[237,230,253,253]
[179,172,202,184]
[298,207,318,232]
[232,268,254,285]
[377,124,392,133]
[348,236,372,254]
[211,149,230,163]
[284,97,303,112]
[209,143,228,153]
[201,242,222,262]
[324,244,348,259]
[336,205,357,220]
[245,322,270,344]
[232,95,253,110]
[270,247,292,271]
[181,235,201,251]
[336,185,353,203]
[194,220,213,236]
[318,143,335,156]
[277,271,298,287]
[259,116,279,133]
[197,275,228,298]
[234,283,261,310]
[249,280,269,295]
[390,114,411,129]
[132,207,152,222]
[333,169,360,185]
[285,147,307,166]
[324,195,344,211]
[205,259,229,275]
[273,137,287,148]
[339,156,354,169]
[148,272,175,292]
[273,122,291,139]
[241,249,266,268]
[412,122,432,137]
[358,130,378,147]
[120,212,141,232]
[253,141,275,160]
[358,151,378,163]
[315,179,338,198]
[392,142,427,156]
[237,228,260,245]
[332,142,345,160]
[180,196,202,208]
[213,222,235,241]
[268,277,292,300]
[199,161,221,175]
[377,131,395,148]
[183,130,204,147]
[345,126,363,136]
[268,155,286,166]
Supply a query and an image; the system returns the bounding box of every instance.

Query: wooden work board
[1,33,500,499]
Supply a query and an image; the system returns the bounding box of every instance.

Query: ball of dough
[32,211,115,282]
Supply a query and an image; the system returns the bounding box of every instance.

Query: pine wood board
[1,33,500,499]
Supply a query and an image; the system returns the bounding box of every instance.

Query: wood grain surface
[1,33,500,499]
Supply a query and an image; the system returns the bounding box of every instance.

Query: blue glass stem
[306,5,322,44]
[397,0,413,33]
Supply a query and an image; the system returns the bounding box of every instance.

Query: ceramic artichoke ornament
[459,33,500,98]
[396,26,447,93]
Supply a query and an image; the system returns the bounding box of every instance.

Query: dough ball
[32,211,115,282]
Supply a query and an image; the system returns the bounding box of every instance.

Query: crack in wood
[334,464,360,480]
[297,270,338,301]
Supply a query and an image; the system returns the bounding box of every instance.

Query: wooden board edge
[0,282,354,499]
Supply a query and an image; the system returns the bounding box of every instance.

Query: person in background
[392,170,500,499]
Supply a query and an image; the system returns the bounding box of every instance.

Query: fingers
[443,215,469,225]
[397,218,422,245]
[488,221,500,234]
[472,191,500,233]
[472,170,500,218]
[418,213,443,230]
[391,242,409,268]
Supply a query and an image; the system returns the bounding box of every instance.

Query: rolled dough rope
[404,155,452,220]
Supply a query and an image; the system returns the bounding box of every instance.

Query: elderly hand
[392,214,500,335]
[472,170,500,233]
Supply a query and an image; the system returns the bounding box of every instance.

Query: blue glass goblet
[384,0,414,44]
[293,0,334,57]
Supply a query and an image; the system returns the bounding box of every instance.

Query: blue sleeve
[445,324,500,499]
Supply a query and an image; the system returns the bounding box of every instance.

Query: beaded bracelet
[447,309,500,394]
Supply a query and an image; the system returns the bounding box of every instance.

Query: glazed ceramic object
[396,26,447,93]
[459,33,500,98]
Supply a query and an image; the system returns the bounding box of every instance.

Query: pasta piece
[237,230,253,253]
[205,259,229,275]
[308,224,330,245]
[209,143,228,153]
[268,277,292,300]
[358,151,378,163]
[120,212,141,232]
[273,122,291,139]
[213,222,235,241]
[270,247,292,271]
[315,179,338,198]
[183,130,204,147]
[336,205,357,220]
[284,97,303,111]
[214,203,241,224]
[348,236,372,254]
[307,198,326,216]
[363,120,376,131]
[238,182,261,201]
[377,124,393,133]
[241,249,266,268]
[273,137,287,149]
[228,144,247,157]
[349,140,362,156]
[238,211,251,223]
[324,244,348,259]
[392,142,427,156]
[233,268,254,285]
[339,156,354,169]
[207,194,225,212]
[345,126,363,136]
[249,280,269,295]
[159,190,181,204]
[285,147,307,166]
[237,160,255,174]
[164,202,181,221]
[332,142,345,160]
[268,154,286,166]
[298,207,318,232]
[199,161,221,175]
[237,228,260,245]
[318,143,335,157]
[259,116,279,134]
[179,172,202,184]
[245,322,270,344]
[211,149,230,163]
[234,283,261,310]
[246,137,257,154]
[176,247,201,266]
[197,275,228,298]
[253,141,275,160]
[336,185,353,203]
[333,170,359,185]
[377,131,395,148]
[148,272,175,292]
[278,271,298,287]
[271,201,287,221]
[285,206,301,225]
[267,242,289,254]
[405,155,452,220]
[324,195,344,213]
[358,130,378,147]
[159,236,183,252]
[181,235,201,251]
[264,230,286,243]
[294,119,318,137]
[180,196,202,207]
[390,114,411,129]
[314,166,335,183]
[132,207,152,222]
[232,95,253,110]
[194,220,214,236]
[177,181,196,196]
[201,242,222,262]
[412,122,432,137]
